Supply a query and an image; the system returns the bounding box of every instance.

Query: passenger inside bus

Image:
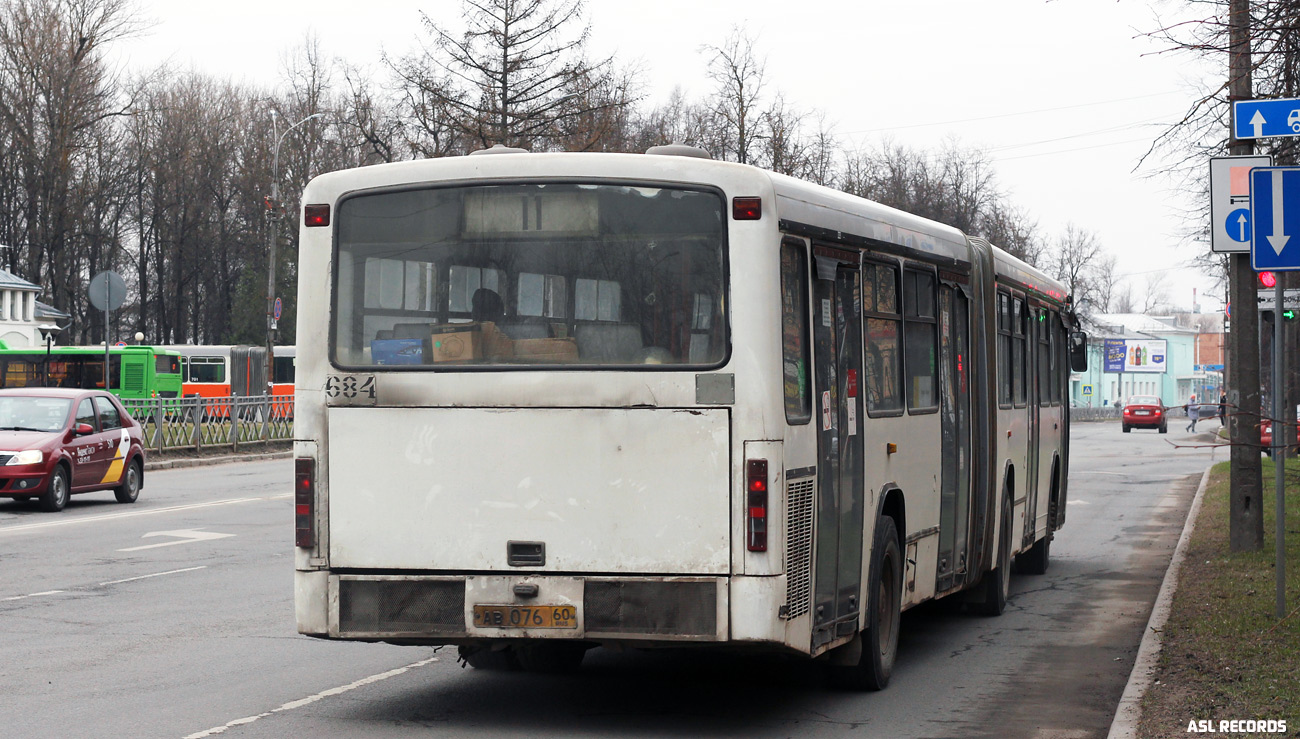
[470,288,504,324]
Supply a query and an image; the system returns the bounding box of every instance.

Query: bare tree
[387,0,625,152]
[1047,223,1105,307]
[979,202,1044,266]
[701,26,766,164]
[1140,270,1173,314]
[1089,253,1119,313]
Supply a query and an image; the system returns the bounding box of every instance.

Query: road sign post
[1248,165,1296,620]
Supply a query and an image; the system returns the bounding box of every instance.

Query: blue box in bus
[371,339,424,365]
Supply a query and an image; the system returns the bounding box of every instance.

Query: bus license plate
[472,604,578,629]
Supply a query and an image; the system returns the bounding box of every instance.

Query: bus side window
[864,261,903,415]
[903,267,937,411]
[779,241,811,423]
[1012,296,1027,406]
[997,292,1012,407]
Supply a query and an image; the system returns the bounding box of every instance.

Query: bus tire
[114,458,142,504]
[514,642,587,673]
[39,465,70,512]
[829,515,901,691]
[972,495,1013,616]
[457,644,519,671]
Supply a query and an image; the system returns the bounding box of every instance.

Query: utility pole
[1228,0,1265,552]
[265,111,324,408]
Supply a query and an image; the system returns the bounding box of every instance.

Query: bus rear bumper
[300,572,735,646]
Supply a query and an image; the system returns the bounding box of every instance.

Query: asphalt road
[0,421,1220,739]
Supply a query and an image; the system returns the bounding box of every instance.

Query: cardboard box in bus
[514,337,578,362]
[426,325,481,362]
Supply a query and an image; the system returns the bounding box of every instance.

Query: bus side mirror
[1069,331,1088,372]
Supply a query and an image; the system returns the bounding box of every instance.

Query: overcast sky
[118,0,1220,311]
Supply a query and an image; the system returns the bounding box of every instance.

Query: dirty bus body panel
[294,149,1077,686]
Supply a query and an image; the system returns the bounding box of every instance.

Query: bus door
[810,250,865,650]
[1022,306,1043,549]
[937,285,972,593]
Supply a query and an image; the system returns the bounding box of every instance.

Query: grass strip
[1138,458,1300,737]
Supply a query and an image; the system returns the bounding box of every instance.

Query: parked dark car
[1122,395,1167,433]
[0,388,145,511]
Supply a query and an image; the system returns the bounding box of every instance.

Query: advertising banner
[1103,339,1167,373]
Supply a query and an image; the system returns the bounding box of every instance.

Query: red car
[1122,395,1167,433]
[0,388,145,512]
[1259,421,1300,456]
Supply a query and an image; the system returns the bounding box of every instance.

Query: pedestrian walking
[1218,392,1227,425]
[1186,395,1200,432]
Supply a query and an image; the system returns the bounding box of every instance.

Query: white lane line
[99,566,206,586]
[0,494,291,536]
[183,656,441,738]
[118,529,235,552]
[1,590,65,602]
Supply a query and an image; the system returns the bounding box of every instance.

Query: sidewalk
[144,449,292,472]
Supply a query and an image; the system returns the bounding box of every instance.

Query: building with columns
[0,268,68,347]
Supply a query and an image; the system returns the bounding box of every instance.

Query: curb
[144,450,293,471]
[1106,462,1213,739]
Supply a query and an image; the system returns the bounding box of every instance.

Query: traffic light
[1285,309,1296,321]
[1259,271,1278,288]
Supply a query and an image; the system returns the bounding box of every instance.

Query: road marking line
[118,529,235,552]
[1,590,64,602]
[0,494,291,536]
[99,566,206,586]
[183,656,441,738]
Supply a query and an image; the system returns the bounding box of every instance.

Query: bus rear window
[332,183,727,369]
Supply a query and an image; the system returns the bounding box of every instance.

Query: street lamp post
[38,324,62,387]
[265,111,324,399]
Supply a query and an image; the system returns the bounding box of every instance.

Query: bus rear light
[732,196,761,220]
[746,459,768,552]
[304,204,331,227]
[296,458,315,548]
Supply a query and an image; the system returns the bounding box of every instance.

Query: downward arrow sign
[1251,110,1268,138]
[1268,169,1290,255]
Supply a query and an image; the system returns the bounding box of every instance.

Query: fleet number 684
[324,375,376,400]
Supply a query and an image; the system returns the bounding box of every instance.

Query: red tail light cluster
[296,458,315,548]
[303,204,331,227]
[746,459,768,552]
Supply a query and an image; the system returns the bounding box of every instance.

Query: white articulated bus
[293,144,1087,688]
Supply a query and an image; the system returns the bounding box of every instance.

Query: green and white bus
[0,344,182,401]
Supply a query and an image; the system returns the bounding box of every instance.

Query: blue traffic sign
[1235,98,1300,140]
[1250,167,1300,271]
[273,297,283,321]
[1226,207,1252,242]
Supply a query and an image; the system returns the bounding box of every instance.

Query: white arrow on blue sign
[1250,166,1300,271]
[1234,98,1300,140]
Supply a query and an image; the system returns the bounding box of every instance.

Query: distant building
[1071,313,1215,409]
[0,268,68,347]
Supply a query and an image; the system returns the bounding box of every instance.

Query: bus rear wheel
[971,495,1013,616]
[828,515,901,691]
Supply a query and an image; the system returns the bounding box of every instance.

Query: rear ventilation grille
[338,579,466,635]
[783,476,815,619]
[584,580,717,636]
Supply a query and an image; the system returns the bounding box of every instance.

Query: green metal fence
[120,395,293,454]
